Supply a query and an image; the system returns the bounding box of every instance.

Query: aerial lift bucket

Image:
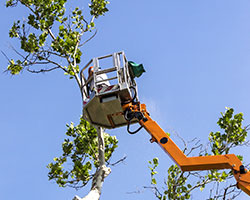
[80,51,138,129]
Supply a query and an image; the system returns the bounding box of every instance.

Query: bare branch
[126,188,144,194]
[48,28,56,40]
[186,143,203,156]
[187,177,212,194]
[143,186,162,198]
[1,51,11,62]
[27,66,60,73]
[245,124,250,131]
[107,155,127,167]
[42,57,67,72]
[21,2,36,14]
[79,30,97,47]
[187,137,198,144]
[8,43,28,60]
[43,49,67,58]
[208,183,242,200]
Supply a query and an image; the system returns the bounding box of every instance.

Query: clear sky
[1,0,250,200]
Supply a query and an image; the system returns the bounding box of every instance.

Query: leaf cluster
[209,107,247,155]
[47,118,118,188]
[5,0,109,76]
[89,0,109,18]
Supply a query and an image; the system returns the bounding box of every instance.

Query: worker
[88,66,110,92]
[88,66,94,92]
[82,66,94,106]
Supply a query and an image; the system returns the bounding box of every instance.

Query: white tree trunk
[73,127,111,200]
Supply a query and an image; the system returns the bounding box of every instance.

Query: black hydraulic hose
[127,120,144,135]
[124,109,143,134]
[130,86,137,102]
[122,86,137,105]
[124,109,134,121]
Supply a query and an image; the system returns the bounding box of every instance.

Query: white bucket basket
[80,51,138,129]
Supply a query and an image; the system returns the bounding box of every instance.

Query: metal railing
[80,51,136,98]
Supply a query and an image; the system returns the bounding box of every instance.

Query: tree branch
[107,155,127,167]
[27,66,60,73]
[1,50,11,63]
[79,30,97,47]
[48,28,56,40]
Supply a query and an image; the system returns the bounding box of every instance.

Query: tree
[147,108,249,200]
[5,1,250,200]
[5,0,117,199]
[47,118,118,200]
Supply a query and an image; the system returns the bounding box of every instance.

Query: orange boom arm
[122,102,250,196]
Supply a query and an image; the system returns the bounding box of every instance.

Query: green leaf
[151,178,157,185]
[153,157,159,165]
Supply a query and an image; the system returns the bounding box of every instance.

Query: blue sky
[1,0,250,199]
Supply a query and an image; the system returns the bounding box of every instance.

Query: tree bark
[73,127,111,200]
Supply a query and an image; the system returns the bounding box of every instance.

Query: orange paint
[122,102,250,196]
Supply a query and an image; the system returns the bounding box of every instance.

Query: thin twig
[79,30,97,47]
[27,66,60,73]
[9,44,27,60]
[1,50,11,62]
[108,156,127,166]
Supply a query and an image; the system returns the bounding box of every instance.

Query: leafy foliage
[148,158,159,186]
[5,0,109,75]
[89,0,109,17]
[47,118,118,188]
[209,107,247,155]
[148,108,248,200]
[6,0,117,196]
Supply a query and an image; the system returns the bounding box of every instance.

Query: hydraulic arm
[122,101,250,196]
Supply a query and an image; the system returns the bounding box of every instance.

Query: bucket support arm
[122,102,250,196]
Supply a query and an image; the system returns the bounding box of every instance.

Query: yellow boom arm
[122,102,250,196]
